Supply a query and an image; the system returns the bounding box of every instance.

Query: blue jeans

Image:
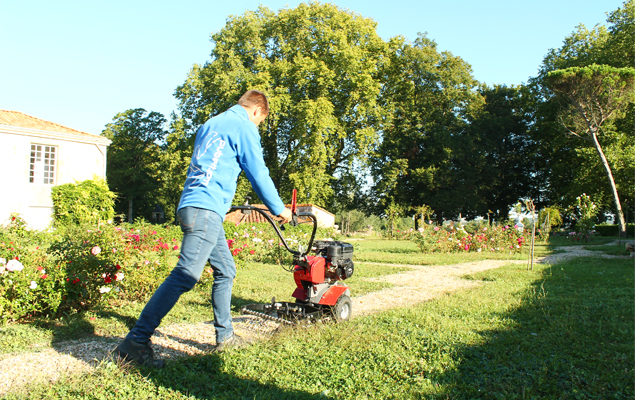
[127,207,236,343]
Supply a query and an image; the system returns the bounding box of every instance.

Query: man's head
[238,90,269,126]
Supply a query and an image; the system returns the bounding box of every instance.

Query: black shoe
[214,333,248,352]
[113,337,165,368]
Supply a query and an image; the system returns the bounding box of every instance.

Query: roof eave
[0,124,111,146]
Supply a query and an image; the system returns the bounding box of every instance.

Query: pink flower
[434,227,440,232]
[173,245,179,250]
[91,246,101,256]
[250,250,255,255]
[40,274,48,279]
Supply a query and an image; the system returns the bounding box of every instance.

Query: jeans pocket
[178,207,199,232]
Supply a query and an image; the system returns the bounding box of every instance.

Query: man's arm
[236,122,286,216]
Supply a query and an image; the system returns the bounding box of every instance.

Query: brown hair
[238,90,270,115]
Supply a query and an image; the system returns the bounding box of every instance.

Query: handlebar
[229,205,318,258]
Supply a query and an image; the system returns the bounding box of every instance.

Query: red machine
[230,190,354,325]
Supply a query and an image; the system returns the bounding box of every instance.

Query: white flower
[0,258,5,265]
[0,266,5,274]
[99,286,111,293]
[29,281,37,289]
[115,272,124,281]
[6,260,24,272]
[253,238,262,243]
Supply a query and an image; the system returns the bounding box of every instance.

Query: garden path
[0,242,629,395]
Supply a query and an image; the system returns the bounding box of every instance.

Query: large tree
[530,0,635,227]
[371,33,482,221]
[466,85,543,221]
[546,65,635,236]
[175,3,387,208]
[102,109,166,222]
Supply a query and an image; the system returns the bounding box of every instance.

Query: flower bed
[0,217,337,322]
[412,223,527,254]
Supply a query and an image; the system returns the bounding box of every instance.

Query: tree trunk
[128,197,134,224]
[590,128,627,236]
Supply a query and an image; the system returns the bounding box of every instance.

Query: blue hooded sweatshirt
[177,104,285,217]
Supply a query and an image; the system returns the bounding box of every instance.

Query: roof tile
[0,110,97,137]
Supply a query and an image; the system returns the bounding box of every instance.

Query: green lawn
[2,237,633,399]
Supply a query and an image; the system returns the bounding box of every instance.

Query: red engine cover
[294,256,325,284]
[292,256,325,301]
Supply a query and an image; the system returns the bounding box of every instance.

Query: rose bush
[0,231,63,322]
[412,223,526,254]
[0,214,337,321]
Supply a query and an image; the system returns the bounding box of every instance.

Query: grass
[0,256,408,355]
[352,238,555,265]
[2,237,633,399]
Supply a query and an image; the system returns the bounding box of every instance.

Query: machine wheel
[331,295,352,322]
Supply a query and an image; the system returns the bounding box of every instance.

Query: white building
[0,111,111,230]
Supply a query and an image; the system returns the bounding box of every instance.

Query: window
[29,144,57,184]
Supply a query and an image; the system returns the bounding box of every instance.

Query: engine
[313,240,354,281]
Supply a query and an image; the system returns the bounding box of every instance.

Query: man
[114,90,292,368]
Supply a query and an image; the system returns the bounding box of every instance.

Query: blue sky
[0,0,624,135]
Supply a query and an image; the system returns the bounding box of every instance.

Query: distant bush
[594,223,635,237]
[51,178,116,227]
[412,223,527,254]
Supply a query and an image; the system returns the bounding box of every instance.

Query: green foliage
[465,85,540,221]
[412,223,526,254]
[224,221,338,268]
[533,2,635,232]
[102,109,167,222]
[155,117,192,224]
[594,222,635,237]
[175,2,387,208]
[371,33,482,220]
[0,232,63,322]
[538,206,562,230]
[51,178,116,227]
[12,249,633,399]
[572,194,599,240]
[335,209,382,235]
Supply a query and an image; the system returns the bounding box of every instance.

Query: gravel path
[0,243,629,395]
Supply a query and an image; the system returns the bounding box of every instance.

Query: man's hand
[278,208,293,225]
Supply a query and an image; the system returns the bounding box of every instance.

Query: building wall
[0,130,108,230]
[297,205,335,228]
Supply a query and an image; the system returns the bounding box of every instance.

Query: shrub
[224,221,338,267]
[51,178,116,227]
[0,232,62,322]
[0,215,338,321]
[594,223,635,237]
[412,223,526,254]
